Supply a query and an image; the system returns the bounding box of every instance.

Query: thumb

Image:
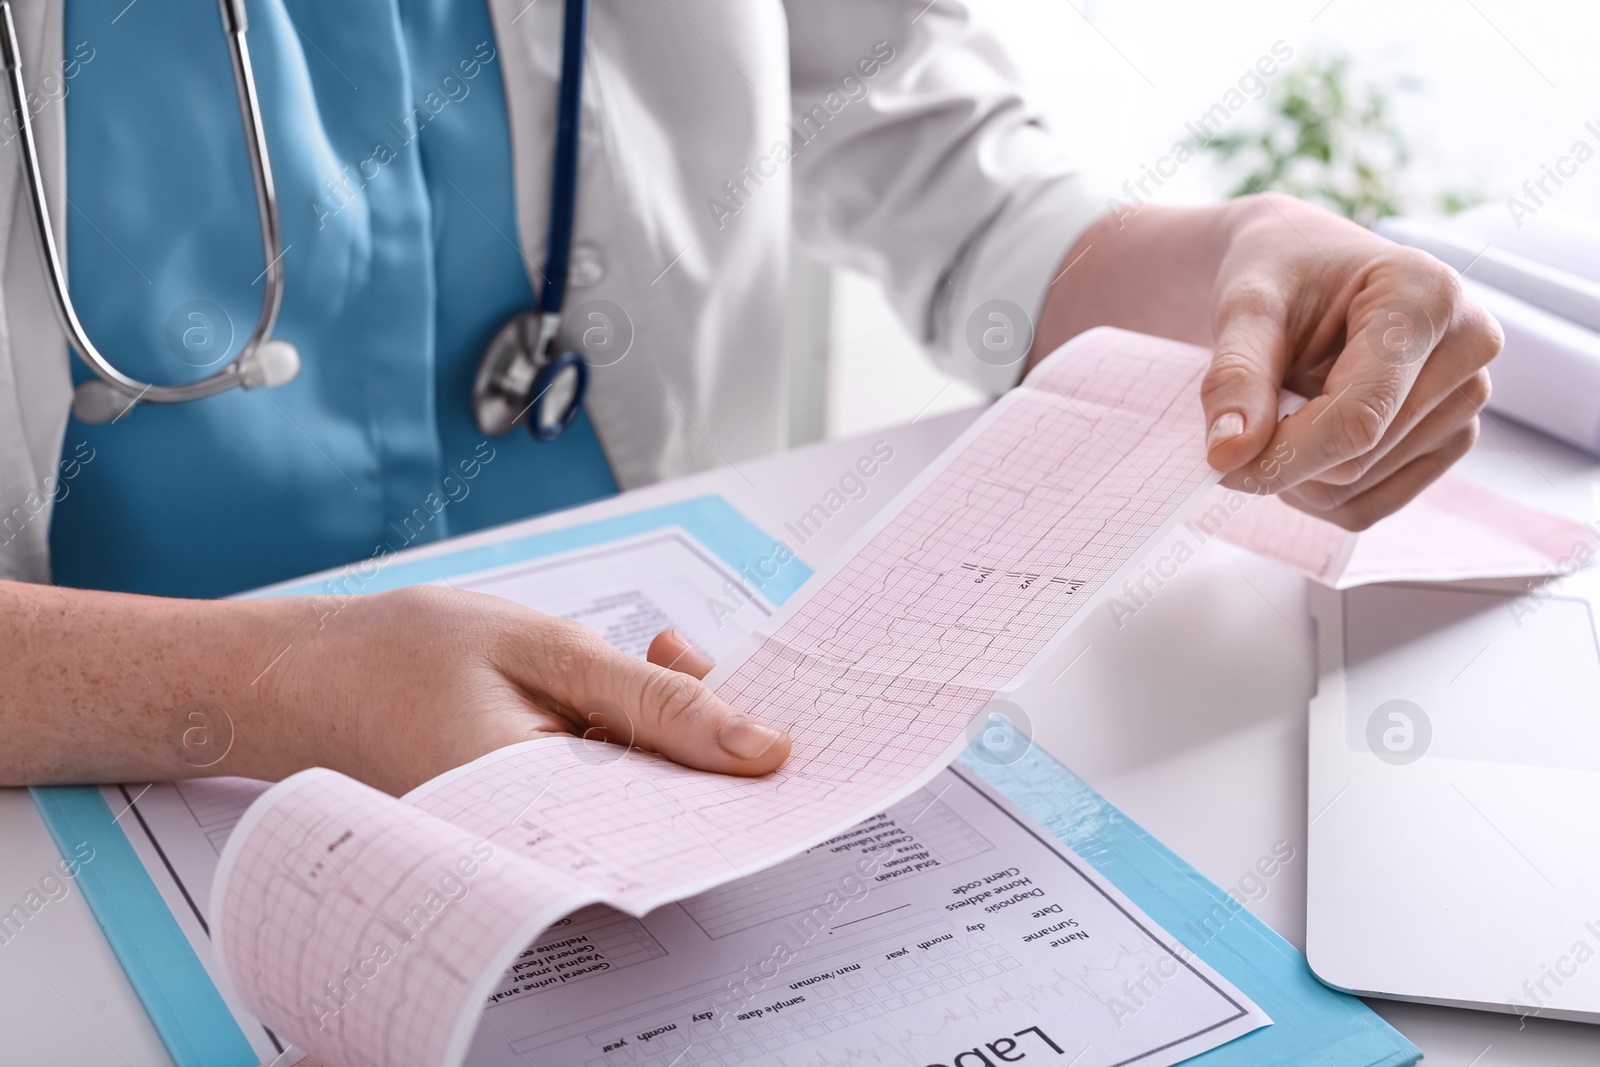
[1201,299,1289,472]
[532,625,791,776]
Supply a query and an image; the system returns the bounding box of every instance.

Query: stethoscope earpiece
[72,380,139,425]
[71,339,303,424]
[238,339,301,390]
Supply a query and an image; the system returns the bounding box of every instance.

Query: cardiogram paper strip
[1204,473,1598,589]
[209,327,1225,1067]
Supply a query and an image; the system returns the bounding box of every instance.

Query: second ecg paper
[210,327,1230,1066]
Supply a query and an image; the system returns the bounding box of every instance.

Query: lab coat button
[569,243,605,288]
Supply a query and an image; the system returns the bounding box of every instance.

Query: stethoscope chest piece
[472,310,589,440]
[529,349,589,441]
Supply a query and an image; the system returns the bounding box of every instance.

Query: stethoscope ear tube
[0,0,296,420]
[68,340,302,424]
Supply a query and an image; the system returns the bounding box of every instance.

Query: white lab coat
[0,0,1103,583]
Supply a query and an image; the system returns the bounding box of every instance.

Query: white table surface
[4,406,1599,1066]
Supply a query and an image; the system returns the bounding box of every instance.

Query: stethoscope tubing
[3,0,590,437]
[539,0,587,318]
[0,0,288,407]
[471,0,593,439]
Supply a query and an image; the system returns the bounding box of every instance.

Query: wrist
[205,594,330,781]
[1216,191,1289,248]
[1031,202,1238,365]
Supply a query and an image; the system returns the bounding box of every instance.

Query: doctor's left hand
[1032,192,1502,531]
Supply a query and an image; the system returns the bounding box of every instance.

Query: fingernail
[719,717,784,760]
[1207,412,1245,450]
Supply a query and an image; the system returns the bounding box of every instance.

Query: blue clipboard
[963,748,1418,1065]
[31,493,1418,1067]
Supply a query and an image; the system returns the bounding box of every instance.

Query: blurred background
[794,0,1600,444]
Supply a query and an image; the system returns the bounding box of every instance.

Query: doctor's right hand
[0,579,790,796]
[271,586,791,795]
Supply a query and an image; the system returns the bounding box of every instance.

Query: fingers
[1311,302,1497,488]
[1201,280,1292,471]
[1222,250,1500,500]
[1292,375,1488,510]
[1227,304,1429,493]
[647,630,715,679]
[502,619,791,776]
[1282,422,1478,531]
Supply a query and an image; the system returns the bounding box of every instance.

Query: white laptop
[1306,571,1600,1023]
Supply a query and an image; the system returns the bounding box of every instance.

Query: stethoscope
[0,0,591,440]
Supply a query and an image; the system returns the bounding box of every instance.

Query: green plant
[1437,188,1486,216]
[1195,54,1410,228]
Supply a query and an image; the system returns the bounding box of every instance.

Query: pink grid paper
[211,327,1220,1067]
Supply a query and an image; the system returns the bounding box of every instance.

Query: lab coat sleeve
[782,0,1106,393]
[0,0,72,584]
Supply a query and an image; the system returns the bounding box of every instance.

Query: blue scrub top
[50,0,617,599]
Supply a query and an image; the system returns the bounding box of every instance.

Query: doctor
[0,0,1497,794]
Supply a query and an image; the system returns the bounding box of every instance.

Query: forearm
[1029,201,1244,366]
[1,579,317,785]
